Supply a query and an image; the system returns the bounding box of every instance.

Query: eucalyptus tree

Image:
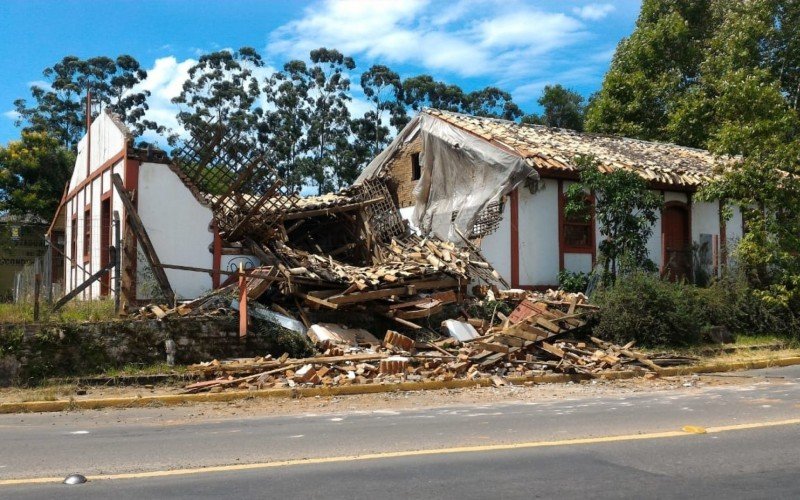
[13,55,158,150]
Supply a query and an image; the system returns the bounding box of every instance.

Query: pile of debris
[183,291,695,393]
[121,119,696,392]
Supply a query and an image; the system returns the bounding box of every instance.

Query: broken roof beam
[282,196,385,221]
[111,173,175,305]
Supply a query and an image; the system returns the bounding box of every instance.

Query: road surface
[1,365,799,499]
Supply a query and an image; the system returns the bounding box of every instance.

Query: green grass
[101,363,188,378]
[0,299,116,324]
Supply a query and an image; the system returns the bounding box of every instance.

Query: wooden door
[662,204,691,281]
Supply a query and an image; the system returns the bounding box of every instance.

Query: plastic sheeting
[357,111,536,243]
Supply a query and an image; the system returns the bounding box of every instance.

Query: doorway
[662,202,691,281]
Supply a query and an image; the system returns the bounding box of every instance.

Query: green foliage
[13,47,529,200]
[558,270,589,294]
[593,271,706,347]
[0,299,116,324]
[0,131,75,219]
[172,47,264,143]
[565,156,662,278]
[587,0,800,150]
[13,55,160,150]
[253,320,315,358]
[522,84,586,131]
[593,264,799,348]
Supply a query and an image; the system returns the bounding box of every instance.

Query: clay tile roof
[424,108,733,187]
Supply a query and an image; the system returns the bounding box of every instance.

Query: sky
[0,0,642,145]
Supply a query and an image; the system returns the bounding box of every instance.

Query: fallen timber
[125,123,695,394]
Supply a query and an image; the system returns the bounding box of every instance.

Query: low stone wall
[0,317,277,385]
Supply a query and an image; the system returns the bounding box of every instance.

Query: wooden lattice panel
[357,178,408,244]
[170,121,296,242]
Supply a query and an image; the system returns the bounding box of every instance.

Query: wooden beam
[281,197,385,221]
[111,173,175,305]
[53,259,115,311]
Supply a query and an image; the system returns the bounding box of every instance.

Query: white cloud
[267,0,590,80]
[3,110,20,121]
[572,3,615,21]
[131,56,196,141]
[27,80,54,92]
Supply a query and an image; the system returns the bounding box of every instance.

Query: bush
[558,270,590,293]
[593,271,705,347]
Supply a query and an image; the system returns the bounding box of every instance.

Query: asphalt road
[1,365,799,499]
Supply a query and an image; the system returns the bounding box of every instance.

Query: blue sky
[0,0,642,144]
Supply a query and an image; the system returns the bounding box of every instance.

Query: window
[83,209,91,261]
[411,152,421,181]
[563,195,594,251]
[70,216,77,267]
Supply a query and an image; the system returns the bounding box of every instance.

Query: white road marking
[69,431,89,435]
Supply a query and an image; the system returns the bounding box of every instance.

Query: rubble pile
[182,290,695,394]
[127,121,697,393]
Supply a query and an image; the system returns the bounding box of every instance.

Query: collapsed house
[39,110,699,389]
[357,109,745,288]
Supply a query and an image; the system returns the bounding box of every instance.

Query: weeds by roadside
[0,299,116,324]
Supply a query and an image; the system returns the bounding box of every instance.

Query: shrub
[558,270,590,293]
[593,271,705,347]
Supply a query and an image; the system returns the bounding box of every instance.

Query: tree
[668,0,799,154]
[464,87,522,121]
[301,48,356,192]
[401,75,466,114]
[0,132,75,219]
[360,65,406,154]
[13,55,159,150]
[261,60,312,192]
[522,84,585,130]
[585,0,717,142]
[172,47,263,142]
[565,156,662,279]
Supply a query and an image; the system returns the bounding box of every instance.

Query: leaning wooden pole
[111,173,175,306]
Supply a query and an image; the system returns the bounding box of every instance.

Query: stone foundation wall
[0,317,283,385]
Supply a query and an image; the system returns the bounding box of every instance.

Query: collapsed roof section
[170,121,297,242]
[166,118,508,305]
[357,112,537,242]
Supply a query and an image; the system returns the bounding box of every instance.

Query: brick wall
[385,136,423,208]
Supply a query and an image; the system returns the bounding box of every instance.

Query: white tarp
[357,112,535,243]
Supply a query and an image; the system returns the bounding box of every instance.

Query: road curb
[2,356,799,415]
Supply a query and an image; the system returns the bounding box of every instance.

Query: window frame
[83,207,92,263]
[562,194,595,253]
[70,215,78,268]
[411,152,421,181]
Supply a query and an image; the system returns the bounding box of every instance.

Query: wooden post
[238,262,247,338]
[113,211,121,315]
[111,173,175,305]
[33,273,41,321]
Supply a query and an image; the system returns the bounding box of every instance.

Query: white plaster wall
[69,111,127,190]
[692,201,720,241]
[563,253,592,274]
[645,209,663,269]
[518,179,559,286]
[664,191,688,204]
[220,254,261,275]
[477,201,511,283]
[136,162,215,299]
